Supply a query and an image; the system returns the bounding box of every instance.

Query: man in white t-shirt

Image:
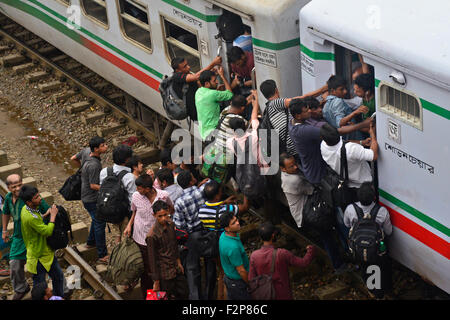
[320,121,378,193]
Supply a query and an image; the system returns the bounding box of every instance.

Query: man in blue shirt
[323,75,368,141]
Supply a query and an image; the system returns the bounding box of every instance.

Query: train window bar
[80,0,109,28]
[117,0,152,51]
[379,82,423,130]
[55,0,70,6]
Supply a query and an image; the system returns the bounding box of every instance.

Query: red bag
[146,289,168,300]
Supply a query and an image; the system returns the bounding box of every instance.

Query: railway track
[0,13,448,300]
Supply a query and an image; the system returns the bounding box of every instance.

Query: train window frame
[55,0,70,6]
[80,0,109,29]
[116,0,152,53]
[379,81,423,130]
[160,14,202,73]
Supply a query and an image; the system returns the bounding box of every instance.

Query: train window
[117,0,151,51]
[379,83,423,130]
[161,16,201,73]
[80,0,108,27]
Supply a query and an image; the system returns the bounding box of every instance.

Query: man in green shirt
[218,211,251,300]
[19,185,64,298]
[195,66,235,141]
[2,174,50,300]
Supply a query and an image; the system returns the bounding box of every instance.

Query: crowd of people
[0,23,392,300]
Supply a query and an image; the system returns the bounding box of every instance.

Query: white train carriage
[0,0,308,138]
[299,0,450,293]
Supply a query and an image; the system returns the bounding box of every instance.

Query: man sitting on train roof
[322,75,369,141]
[171,56,223,122]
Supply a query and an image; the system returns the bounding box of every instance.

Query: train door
[333,45,379,192]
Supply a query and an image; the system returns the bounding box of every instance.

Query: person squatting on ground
[19,185,65,298]
[71,136,109,264]
[147,200,188,300]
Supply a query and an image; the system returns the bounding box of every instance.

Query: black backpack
[96,168,130,224]
[158,75,189,120]
[59,168,82,201]
[197,206,221,259]
[348,203,385,264]
[215,11,244,42]
[303,187,336,231]
[320,141,353,209]
[233,137,267,200]
[44,205,73,251]
[258,101,289,157]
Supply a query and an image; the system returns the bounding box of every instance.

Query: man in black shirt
[171,56,223,121]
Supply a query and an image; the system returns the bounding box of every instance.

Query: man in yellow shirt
[20,185,64,297]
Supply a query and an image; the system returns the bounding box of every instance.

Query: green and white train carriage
[299,0,450,293]
[0,0,307,138]
[1,0,449,295]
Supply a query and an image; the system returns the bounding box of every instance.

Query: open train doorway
[333,44,379,196]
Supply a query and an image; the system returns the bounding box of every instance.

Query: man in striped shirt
[197,180,249,300]
[259,79,328,157]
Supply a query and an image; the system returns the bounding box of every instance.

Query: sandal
[97,255,109,265]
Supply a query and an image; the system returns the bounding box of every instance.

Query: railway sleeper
[38,46,58,56]
[38,80,62,93]
[0,53,26,67]
[26,70,49,83]
[51,54,69,63]
[25,38,43,47]
[0,45,10,53]
[96,123,126,137]
[52,89,77,103]
[81,111,105,125]
[66,101,91,114]
[12,62,34,74]
[13,30,29,38]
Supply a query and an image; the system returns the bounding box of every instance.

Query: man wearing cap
[249,222,316,300]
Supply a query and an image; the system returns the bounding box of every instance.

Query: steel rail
[0,24,157,144]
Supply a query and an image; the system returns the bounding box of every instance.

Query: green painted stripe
[420,98,450,120]
[300,43,335,61]
[252,37,299,51]
[26,0,163,79]
[375,78,449,120]
[379,189,450,237]
[162,0,218,22]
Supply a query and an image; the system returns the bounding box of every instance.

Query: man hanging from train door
[171,56,223,122]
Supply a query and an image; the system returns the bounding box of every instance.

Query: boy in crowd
[19,185,64,298]
[71,136,108,264]
[323,75,368,141]
[99,144,136,246]
[344,182,393,298]
[198,180,249,299]
[147,200,188,300]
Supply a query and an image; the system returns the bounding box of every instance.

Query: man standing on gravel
[71,136,109,264]
[2,174,50,300]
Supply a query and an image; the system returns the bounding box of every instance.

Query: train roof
[300,0,450,88]
[207,0,307,18]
